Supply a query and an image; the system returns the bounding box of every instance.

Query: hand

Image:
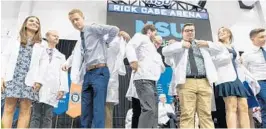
[182,41,191,49]
[56,91,64,100]
[1,78,6,93]
[119,31,131,42]
[62,64,69,71]
[168,39,176,44]
[33,82,41,92]
[130,61,138,72]
[196,40,209,47]
[254,107,260,112]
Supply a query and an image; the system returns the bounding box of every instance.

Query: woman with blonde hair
[1,16,44,128]
[212,27,251,128]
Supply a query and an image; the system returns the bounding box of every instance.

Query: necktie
[80,32,86,52]
[261,47,266,61]
[46,48,53,63]
[188,42,198,76]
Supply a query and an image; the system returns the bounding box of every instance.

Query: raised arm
[90,24,119,44]
[162,41,184,57]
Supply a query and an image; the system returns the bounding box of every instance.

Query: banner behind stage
[107,3,213,103]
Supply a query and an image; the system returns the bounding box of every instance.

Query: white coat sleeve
[117,37,127,76]
[126,33,143,63]
[1,38,14,79]
[59,56,70,94]
[162,42,184,57]
[70,41,83,84]
[207,41,226,56]
[63,40,81,68]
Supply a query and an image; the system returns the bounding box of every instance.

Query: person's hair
[218,27,233,44]
[68,9,84,18]
[45,31,50,38]
[182,23,195,32]
[45,30,58,38]
[249,28,265,39]
[141,24,156,34]
[19,16,42,45]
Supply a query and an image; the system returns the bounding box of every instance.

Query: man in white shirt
[29,30,69,128]
[158,94,176,128]
[162,23,223,128]
[126,24,165,128]
[61,30,131,128]
[242,28,266,127]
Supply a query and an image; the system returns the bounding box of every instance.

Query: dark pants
[134,79,158,128]
[257,80,266,128]
[213,86,227,128]
[30,102,54,128]
[162,113,177,129]
[131,97,141,128]
[80,67,110,128]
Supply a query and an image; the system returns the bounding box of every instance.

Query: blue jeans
[257,80,266,127]
[80,67,110,128]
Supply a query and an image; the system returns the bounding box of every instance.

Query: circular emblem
[71,92,81,103]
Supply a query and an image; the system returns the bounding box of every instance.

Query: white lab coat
[38,42,69,107]
[210,42,260,95]
[125,73,139,100]
[125,33,165,100]
[158,102,175,124]
[237,64,261,95]
[210,42,238,85]
[62,40,79,69]
[126,33,165,81]
[162,40,223,96]
[69,40,85,85]
[125,108,133,129]
[1,37,44,86]
[106,36,127,104]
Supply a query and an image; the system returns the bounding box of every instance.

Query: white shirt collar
[250,44,262,52]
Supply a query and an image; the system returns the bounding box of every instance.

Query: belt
[87,63,107,71]
[186,75,206,79]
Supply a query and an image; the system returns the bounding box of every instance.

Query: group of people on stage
[1,8,266,129]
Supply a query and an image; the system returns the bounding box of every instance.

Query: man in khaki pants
[162,23,225,128]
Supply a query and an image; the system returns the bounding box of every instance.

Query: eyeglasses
[184,29,195,33]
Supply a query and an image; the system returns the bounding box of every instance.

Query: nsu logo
[142,0,173,7]
[135,20,183,39]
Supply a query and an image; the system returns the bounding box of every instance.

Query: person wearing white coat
[126,24,165,128]
[61,31,130,128]
[105,31,131,128]
[125,35,163,128]
[158,94,176,128]
[210,27,251,128]
[162,23,226,128]
[29,30,69,128]
[1,16,44,128]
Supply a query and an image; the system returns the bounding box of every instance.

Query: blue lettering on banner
[135,20,183,39]
[108,3,209,20]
